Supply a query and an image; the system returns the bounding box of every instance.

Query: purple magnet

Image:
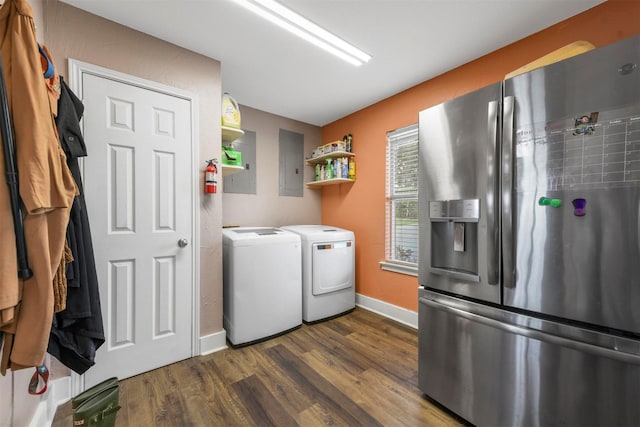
[572,198,586,216]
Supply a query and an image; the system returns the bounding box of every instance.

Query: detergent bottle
[221,93,241,129]
[348,158,356,180]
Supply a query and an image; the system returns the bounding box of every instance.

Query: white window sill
[379,261,418,277]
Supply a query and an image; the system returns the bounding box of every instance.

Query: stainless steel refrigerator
[418,35,640,426]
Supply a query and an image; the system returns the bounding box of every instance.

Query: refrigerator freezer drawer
[418,291,640,427]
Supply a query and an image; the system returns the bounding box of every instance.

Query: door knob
[178,238,189,247]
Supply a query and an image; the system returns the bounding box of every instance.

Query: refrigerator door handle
[487,100,499,286]
[501,95,515,289]
[430,267,480,283]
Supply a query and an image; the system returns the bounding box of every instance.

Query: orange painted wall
[321,0,640,312]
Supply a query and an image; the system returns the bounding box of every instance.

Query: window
[382,124,419,275]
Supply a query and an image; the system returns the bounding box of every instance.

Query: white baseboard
[199,330,228,356]
[29,400,49,427]
[32,377,70,427]
[51,376,72,406]
[356,293,418,329]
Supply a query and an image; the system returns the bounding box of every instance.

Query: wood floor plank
[300,346,461,427]
[51,308,465,427]
[157,358,222,425]
[307,315,383,358]
[207,344,257,384]
[194,357,255,425]
[347,330,418,381]
[266,343,385,426]
[230,374,300,426]
[360,367,462,427]
[153,362,196,426]
[336,315,419,380]
[303,316,415,384]
[299,348,394,423]
[230,341,317,415]
[321,312,357,336]
[298,402,352,426]
[289,320,369,377]
[121,371,166,425]
[336,310,418,354]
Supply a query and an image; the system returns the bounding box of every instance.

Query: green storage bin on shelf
[222,146,242,166]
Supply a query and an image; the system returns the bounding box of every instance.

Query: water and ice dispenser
[428,199,480,283]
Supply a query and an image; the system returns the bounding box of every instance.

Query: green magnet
[539,197,562,207]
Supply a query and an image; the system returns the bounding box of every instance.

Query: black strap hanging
[0,51,33,280]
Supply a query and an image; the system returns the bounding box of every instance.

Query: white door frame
[68,59,200,394]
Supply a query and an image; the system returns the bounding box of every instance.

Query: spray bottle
[326,159,334,179]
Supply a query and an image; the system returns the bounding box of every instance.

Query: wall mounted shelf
[306,178,355,188]
[222,165,244,176]
[306,150,355,187]
[222,126,244,145]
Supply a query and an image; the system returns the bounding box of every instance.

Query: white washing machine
[222,227,302,346]
[281,225,355,323]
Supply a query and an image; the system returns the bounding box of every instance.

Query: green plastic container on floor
[73,385,120,427]
[71,377,119,410]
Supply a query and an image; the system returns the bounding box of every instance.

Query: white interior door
[79,71,195,387]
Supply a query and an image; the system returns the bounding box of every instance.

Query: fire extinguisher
[205,159,217,194]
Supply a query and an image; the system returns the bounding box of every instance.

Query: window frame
[381,123,419,276]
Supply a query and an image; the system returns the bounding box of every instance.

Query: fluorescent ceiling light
[232,0,371,66]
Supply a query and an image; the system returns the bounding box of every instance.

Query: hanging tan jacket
[0,0,77,371]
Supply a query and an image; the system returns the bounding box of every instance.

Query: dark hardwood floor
[52,308,464,426]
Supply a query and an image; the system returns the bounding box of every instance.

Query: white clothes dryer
[281,225,355,323]
[222,227,302,346]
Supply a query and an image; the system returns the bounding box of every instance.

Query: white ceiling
[60,0,604,126]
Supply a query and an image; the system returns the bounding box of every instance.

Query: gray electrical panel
[279,129,304,197]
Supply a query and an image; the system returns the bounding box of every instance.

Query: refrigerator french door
[418,35,640,426]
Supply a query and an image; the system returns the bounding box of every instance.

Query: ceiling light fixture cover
[232,0,371,66]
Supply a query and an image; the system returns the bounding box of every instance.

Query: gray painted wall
[222,105,322,227]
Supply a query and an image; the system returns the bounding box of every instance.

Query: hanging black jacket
[47,76,105,374]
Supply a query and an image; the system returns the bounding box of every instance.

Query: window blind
[386,124,419,266]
